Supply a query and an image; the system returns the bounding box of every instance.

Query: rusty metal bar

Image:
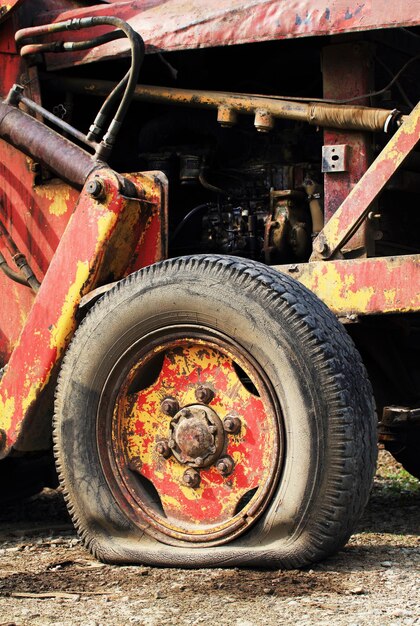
[311,101,420,261]
[0,98,103,188]
[44,75,403,134]
[5,84,95,149]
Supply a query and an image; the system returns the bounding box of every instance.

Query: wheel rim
[98,325,283,547]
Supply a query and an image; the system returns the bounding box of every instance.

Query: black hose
[82,17,145,158]
[88,70,129,143]
[0,252,30,288]
[171,203,214,242]
[64,30,126,51]
[16,16,145,160]
[20,30,126,55]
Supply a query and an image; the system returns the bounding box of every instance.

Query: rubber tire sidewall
[55,256,375,567]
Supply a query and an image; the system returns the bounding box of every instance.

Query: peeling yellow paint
[49,260,90,354]
[0,395,15,432]
[384,288,397,305]
[298,263,374,313]
[34,182,72,217]
[22,378,40,415]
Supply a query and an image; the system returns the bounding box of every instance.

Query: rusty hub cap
[170,405,224,468]
[101,329,282,547]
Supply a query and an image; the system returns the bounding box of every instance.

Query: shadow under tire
[53,255,377,568]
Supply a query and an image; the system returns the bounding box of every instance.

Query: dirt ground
[0,449,418,626]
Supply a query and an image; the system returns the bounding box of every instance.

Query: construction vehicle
[0,0,418,568]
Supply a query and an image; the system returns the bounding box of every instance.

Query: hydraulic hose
[0,252,30,288]
[16,17,145,160]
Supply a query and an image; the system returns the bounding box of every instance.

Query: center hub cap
[170,405,225,468]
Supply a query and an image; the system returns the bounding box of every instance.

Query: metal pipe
[45,75,404,134]
[0,99,102,188]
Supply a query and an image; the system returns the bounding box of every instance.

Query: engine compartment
[37,31,420,265]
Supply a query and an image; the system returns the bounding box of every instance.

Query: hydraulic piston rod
[0,98,102,188]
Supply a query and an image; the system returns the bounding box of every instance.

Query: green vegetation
[378,465,420,495]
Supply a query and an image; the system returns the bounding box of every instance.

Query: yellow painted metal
[276,255,420,317]
[0,169,166,455]
[116,341,277,533]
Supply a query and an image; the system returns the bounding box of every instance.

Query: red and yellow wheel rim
[99,327,283,547]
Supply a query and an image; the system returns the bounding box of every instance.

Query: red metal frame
[32,1,420,70]
[322,41,373,256]
[0,1,419,462]
[0,168,167,457]
[312,101,420,260]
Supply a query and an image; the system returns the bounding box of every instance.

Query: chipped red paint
[322,42,372,254]
[29,0,420,70]
[0,168,166,456]
[116,342,279,533]
[137,356,266,524]
[0,142,80,362]
[278,255,420,316]
[312,102,420,260]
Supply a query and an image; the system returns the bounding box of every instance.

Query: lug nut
[161,397,179,416]
[156,440,172,459]
[195,385,215,404]
[223,416,241,434]
[216,455,235,476]
[182,468,201,488]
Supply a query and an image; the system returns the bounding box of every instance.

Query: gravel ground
[0,450,418,626]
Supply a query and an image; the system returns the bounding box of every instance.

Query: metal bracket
[311,101,420,260]
[322,144,350,173]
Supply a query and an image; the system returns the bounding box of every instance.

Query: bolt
[156,440,172,459]
[86,178,105,200]
[182,468,201,488]
[223,416,241,435]
[161,397,179,416]
[194,456,204,467]
[168,438,176,449]
[313,236,329,257]
[216,455,235,476]
[195,385,215,404]
[29,161,40,174]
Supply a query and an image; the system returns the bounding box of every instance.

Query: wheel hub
[110,336,282,546]
[170,405,225,468]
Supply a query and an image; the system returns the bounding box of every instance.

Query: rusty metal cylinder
[0,99,101,188]
[47,76,403,134]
